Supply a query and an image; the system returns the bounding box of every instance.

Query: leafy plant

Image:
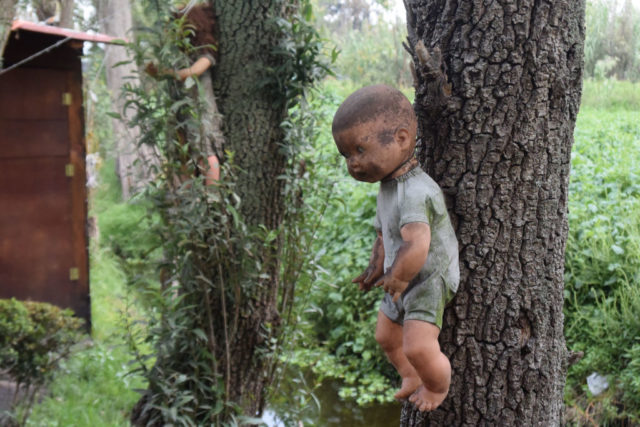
[0,299,84,425]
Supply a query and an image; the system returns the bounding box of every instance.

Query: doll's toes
[419,401,431,412]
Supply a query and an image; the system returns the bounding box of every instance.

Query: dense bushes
[0,299,83,424]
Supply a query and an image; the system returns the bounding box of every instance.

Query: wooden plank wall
[0,31,90,325]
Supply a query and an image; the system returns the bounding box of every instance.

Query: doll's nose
[347,157,359,169]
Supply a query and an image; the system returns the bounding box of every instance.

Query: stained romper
[376,167,460,328]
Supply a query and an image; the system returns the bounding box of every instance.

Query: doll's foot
[394,376,422,400]
[408,385,448,412]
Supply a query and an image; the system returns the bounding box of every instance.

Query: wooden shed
[0,21,115,325]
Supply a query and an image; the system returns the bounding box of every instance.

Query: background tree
[401,0,585,424]
[98,0,157,200]
[59,0,74,28]
[584,0,640,80]
[126,0,327,424]
[0,0,18,66]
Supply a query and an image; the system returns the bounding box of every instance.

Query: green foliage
[25,343,143,427]
[581,78,640,110]
[265,1,335,108]
[584,0,640,81]
[0,299,84,425]
[0,299,84,387]
[564,107,640,424]
[331,20,412,88]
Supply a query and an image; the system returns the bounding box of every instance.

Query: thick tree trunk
[98,0,156,200]
[0,0,18,67]
[403,0,585,425]
[211,2,290,414]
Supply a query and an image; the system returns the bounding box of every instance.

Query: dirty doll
[146,2,223,185]
[332,84,459,412]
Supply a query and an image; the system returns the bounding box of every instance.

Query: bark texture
[211,1,292,415]
[59,0,74,29]
[402,0,585,425]
[0,0,18,67]
[98,0,156,199]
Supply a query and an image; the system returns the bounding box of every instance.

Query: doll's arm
[374,222,430,301]
[145,56,213,81]
[352,229,384,292]
[175,56,214,80]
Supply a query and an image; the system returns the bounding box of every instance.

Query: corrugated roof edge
[11,20,121,44]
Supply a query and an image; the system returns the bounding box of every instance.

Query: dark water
[263,376,401,426]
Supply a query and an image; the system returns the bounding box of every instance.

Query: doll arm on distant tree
[175,56,214,80]
[146,56,213,81]
[375,222,430,301]
[352,229,385,292]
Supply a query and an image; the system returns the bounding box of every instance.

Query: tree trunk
[128,2,314,423]
[98,0,156,200]
[403,0,585,424]
[59,0,74,29]
[0,0,18,68]
[210,2,292,415]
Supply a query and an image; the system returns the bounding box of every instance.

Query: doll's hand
[352,264,383,292]
[145,62,176,80]
[145,62,160,78]
[374,273,409,302]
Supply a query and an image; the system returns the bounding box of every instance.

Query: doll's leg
[375,310,422,399]
[403,319,451,411]
[204,155,220,185]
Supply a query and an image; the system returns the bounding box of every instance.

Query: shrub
[0,299,84,424]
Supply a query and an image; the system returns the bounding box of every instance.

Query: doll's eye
[357,146,365,153]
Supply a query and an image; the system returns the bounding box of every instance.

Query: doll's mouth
[351,170,366,179]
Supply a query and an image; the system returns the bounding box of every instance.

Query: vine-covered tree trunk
[402,0,585,424]
[128,1,323,423]
[210,2,292,414]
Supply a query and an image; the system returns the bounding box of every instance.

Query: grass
[25,246,146,427]
[581,79,640,110]
[564,103,640,424]
[25,160,148,426]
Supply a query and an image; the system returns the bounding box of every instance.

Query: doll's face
[333,120,412,183]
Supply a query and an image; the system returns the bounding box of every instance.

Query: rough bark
[98,0,157,200]
[402,0,585,425]
[0,0,18,67]
[210,2,291,414]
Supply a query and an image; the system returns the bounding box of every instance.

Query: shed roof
[11,20,118,44]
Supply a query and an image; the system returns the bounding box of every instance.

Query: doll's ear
[394,127,414,151]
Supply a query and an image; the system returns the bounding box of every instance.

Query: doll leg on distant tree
[204,154,220,185]
[375,310,422,400]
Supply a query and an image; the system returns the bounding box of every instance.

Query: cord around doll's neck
[381,152,418,183]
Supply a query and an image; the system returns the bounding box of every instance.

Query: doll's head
[174,2,219,60]
[332,84,417,183]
